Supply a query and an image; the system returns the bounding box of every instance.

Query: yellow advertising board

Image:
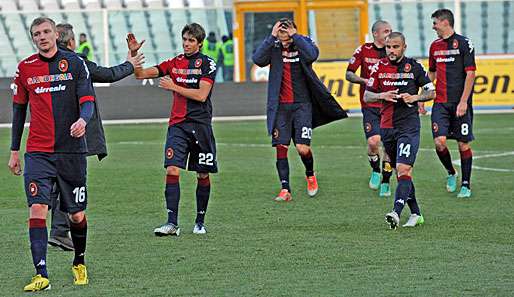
[312,58,514,110]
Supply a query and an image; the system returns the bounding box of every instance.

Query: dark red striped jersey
[13,49,95,153]
[156,52,216,126]
[366,57,432,129]
[279,45,310,104]
[429,33,476,104]
[347,42,387,108]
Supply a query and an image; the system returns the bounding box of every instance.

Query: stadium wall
[0,79,268,124]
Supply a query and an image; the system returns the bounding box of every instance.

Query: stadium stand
[0,0,512,77]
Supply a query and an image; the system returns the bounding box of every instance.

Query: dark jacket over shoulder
[63,47,134,160]
[252,34,347,135]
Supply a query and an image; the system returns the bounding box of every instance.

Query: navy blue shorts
[431,102,474,142]
[272,103,312,146]
[381,128,420,167]
[362,107,381,139]
[164,122,218,173]
[24,153,87,213]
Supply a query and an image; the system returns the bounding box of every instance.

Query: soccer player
[428,9,476,198]
[46,23,144,252]
[8,17,95,291]
[252,18,347,202]
[126,23,217,236]
[364,32,436,229]
[346,20,393,196]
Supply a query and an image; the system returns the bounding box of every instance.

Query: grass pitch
[1,114,513,296]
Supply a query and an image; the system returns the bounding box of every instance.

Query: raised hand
[126,33,145,56]
[271,22,282,37]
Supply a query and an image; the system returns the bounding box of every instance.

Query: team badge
[452,39,459,49]
[404,63,411,72]
[273,128,279,139]
[194,59,202,68]
[432,122,439,133]
[29,182,38,197]
[365,122,372,133]
[166,148,174,159]
[58,59,68,72]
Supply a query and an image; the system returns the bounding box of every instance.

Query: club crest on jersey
[273,129,279,139]
[404,63,411,72]
[452,39,459,49]
[194,59,202,68]
[58,59,68,72]
[365,122,372,133]
[432,122,439,133]
[29,182,38,197]
[166,148,174,159]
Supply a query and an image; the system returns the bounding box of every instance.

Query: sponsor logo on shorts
[194,58,202,68]
[166,148,174,159]
[273,128,279,139]
[365,122,372,133]
[29,182,38,197]
[58,59,68,72]
[432,122,439,133]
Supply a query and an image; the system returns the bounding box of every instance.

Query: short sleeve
[347,45,363,73]
[200,56,217,84]
[75,57,95,104]
[13,65,28,105]
[428,42,436,72]
[365,62,381,92]
[156,58,173,77]
[461,38,476,72]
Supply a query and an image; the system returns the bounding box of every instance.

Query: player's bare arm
[159,77,213,102]
[456,70,475,117]
[364,89,398,103]
[400,84,436,104]
[428,71,436,82]
[126,33,159,79]
[346,70,368,85]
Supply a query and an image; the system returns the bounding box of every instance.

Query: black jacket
[252,34,348,135]
[61,47,134,160]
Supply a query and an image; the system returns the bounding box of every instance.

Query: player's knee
[434,137,447,151]
[396,164,412,177]
[29,204,48,219]
[296,144,311,157]
[166,166,180,176]
[69,211,85,223]
[458,141,470,152]
[276,144,288,159]
[367,136,381,151]
[197,172,209,179]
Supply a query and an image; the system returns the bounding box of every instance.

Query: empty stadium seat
[189,0,205,8]
[145,0,164,9]
[40,0,61,10]
[124,0,143,9]
[83,0,102,9]
[166,0,185,9]
[18,0,40,11]
[0,1,19,11]
[104,0,123,9]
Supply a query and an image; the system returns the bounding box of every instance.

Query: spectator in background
[202,31,222,69]
[77,33,93,61]
[221,33,234,81]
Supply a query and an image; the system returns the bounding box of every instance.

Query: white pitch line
[452,151,514,172]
